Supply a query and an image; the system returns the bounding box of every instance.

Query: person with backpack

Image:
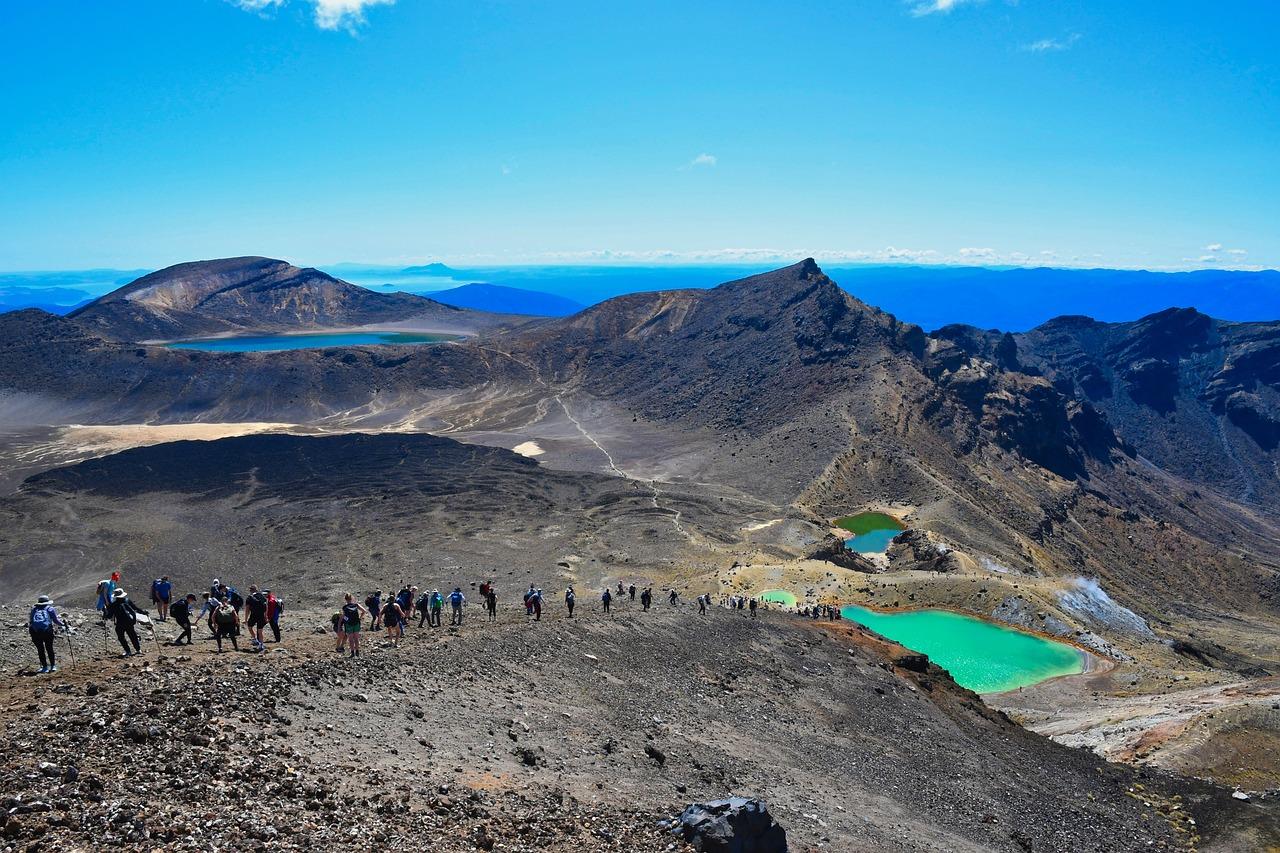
[170,593,197,645]
[413,590,429,627]
[365,592,382,630]
[331,610,346,652]
[95,579,113,621]
[523,584,536,617]
[564,586,576,618]
[531,588,543,621]
[244,585,269,653]
[448,587,466,625]
[341,593,365,657]
[485,585,498,621]
[150,576,173,621]
[429,589,443,627]
[749,598,758,618]
[197,592,219,634]
[383,597,405,647]
[628,584,636,601]
[669,588,679,606]
[213,599,239,653]
[266,590,283,642]
[226,585,244,615]
[29,594,64,673]
[105,589,144,657]
[640,587,652,611]
[601,587,612,614]
[697,594,707,615]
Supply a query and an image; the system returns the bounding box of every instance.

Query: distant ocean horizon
[4,262,1279,332]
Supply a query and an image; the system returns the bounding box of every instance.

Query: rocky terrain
[68,256,519,341]
[2,258,1280,846]
[3,601,1274,852]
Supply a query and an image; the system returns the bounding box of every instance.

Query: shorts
[247,616,267,629]
[344,623,361,634]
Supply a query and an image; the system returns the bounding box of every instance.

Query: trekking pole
[64,630,77,670]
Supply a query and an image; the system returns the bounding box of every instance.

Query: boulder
[677,797,787,852]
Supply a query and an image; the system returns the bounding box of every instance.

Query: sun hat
[36,594,51,605]
[113,589,127,599]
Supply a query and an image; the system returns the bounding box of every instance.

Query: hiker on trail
[366,592,382,629]
[383,598,405,647]
[213,598,239,653]
[640,587,652,611]
[697,594,707,615]
[429,589,443,627]
[29,594,64,673]
[220,584,244,616]
[266,590,283,642]
[210,578,221,599]
[95,578,114,620]
[331,610,345,651]
[105,589,144,657]
[448,587,466,625]
[341,594,366,657]
[601,588,612,614]
[532,588,543,621]
[416,590,432,627]
[171,593,196,645]
[244,585,269,652]
[150,576,173,621]
[617,581,624,597]
[629,584,636,601]
[565,586,576,618]
[523,584,535,616]
[479,580,490,603]
[198,592,220,634]
[669,588,679,606]
[397,586,413,622]
[486,586,498,621]
[749,598,758,618]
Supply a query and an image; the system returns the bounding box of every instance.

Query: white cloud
[1023,33,1081,52]
[910,0,980,16]
[689,153,718,168]
[229,0,394,31]
[1204,242,1223,252]
[1198,255,1219,263]
[959,247,997,259]
[1227,248,1248,256]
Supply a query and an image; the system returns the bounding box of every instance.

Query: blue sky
[1,0,1276,271]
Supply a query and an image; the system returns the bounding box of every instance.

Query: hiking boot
[38,666,48,674]
[49,666,57,673]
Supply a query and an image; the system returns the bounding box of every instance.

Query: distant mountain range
[427,283,584,316]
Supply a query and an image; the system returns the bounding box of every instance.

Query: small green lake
[166,331,459,352]
[834,512,906,554]
[840,604,1085,693]
[759,589,797,607]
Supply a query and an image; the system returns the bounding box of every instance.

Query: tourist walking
[640,587,652,611]
[266,590,283,642]
[429,589,443,627]
[565,585,576,618]
[532,588,543,621]
[29,594,64,673]
[601,588,612,614]
[366,591,383,630]
[383,598,405,647]
[95,578,114,621]
[697,594,707,615]
[749,598,758,618]
[213,599,239,653]
[341,593,366,657]
[245,585,269,652]
[105,589,144,657]
[628,584,636,601]
[170,593,196,645]
[486,585,498,621]
[669,588,679,606]
[150,576,173,621]
[449,587,466,625]
[416,590,432,627]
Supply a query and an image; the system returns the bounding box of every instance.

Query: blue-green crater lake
[166,331,459,352]
[840,603,1085,693]
[834,511,907,553]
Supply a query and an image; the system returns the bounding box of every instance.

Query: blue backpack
[29,605,54,632]
[449,591,463,606]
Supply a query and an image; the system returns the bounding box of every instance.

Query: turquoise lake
[844,528,902,553]
[166,332,458,352]
[840,604,1085,693]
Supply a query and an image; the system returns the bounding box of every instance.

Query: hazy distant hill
[67,256,499,341]
[428,283,584,316]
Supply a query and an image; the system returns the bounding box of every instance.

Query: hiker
[523,584,536,616]
[640,587,652,611]
[244,585,269,652]
[565,585,576,618]
[669,588,679,606]
[383,597,405,647]
[749,598,758,618]
[197,591,220,634]
[697,594,707,615]
[416,590,432,627]
[479,580,490,602]
[150,576,173,621]
[366,591,383,629]
[629,584,636,601]
[532,588,544,621]
[448,587,466,625]
[617,581,624,597]
[210,578,222,599]
[429,589,443,627]
[95,579,113,620]
[486,585,498,621]
[170,593,197,645]
[266,590,283,642]
[341,593,366,656]
[221,584,244,615]
[105,589,144,657]
[397,586,413,622]
[29,594,64,673]
[331,610,346,651]
[601,587,612,614]
[213,598,239,653]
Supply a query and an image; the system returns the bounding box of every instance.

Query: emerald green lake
[840,604,1085,693]
[834,512,907,553]
[167,331,458,352]
[760,589,797,607]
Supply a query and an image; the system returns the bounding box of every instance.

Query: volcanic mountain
[67,256,509,341]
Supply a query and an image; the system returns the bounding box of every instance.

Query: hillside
[67,256,505,341]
